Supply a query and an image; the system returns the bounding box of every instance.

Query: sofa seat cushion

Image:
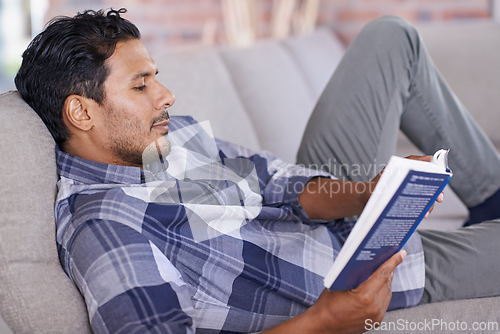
[380,296,500,333]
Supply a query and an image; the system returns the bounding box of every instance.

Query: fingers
[380,278,394,313]
[424,192,445,218]
[347,250,406,325]
[424,203,435,217]
[405,155,432,162]
[424,204,435,218]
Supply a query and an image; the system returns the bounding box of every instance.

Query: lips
[152,119,170,133]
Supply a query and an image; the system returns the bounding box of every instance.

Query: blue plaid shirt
[55,116,424,333]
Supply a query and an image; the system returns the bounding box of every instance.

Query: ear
[63,95,94,131]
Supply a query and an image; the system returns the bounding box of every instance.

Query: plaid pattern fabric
[55,116,424,333]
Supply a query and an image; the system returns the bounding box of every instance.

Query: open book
[324,149,452,291]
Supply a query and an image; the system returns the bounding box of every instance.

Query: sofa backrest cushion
[0,314,13,334]
[283,28,345,102]
[417,22,500,145]
[156,30,345,163]
[155,47,262,152]
[218,40,316,163]
[219,30,344,163]
[0,91,91,333]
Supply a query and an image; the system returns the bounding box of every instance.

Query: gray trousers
[296,16,500,304]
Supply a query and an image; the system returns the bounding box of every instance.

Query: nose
[156,82,175,110]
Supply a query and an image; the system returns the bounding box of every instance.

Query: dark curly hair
[15,8,140,145]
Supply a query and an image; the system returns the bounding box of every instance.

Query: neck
[62,137,138,167]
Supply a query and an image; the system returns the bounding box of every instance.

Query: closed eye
[134,85,146,91]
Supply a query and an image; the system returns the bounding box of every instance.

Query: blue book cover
[324,151,452,291]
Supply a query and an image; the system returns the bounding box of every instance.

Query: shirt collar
[56,147,142,185]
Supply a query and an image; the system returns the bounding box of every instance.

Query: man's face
[90,38,175,167]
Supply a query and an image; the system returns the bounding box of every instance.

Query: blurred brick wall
[45,0,493,54]
[320,0,492,44]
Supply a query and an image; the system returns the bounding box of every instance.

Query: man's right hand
[264,250,407,334]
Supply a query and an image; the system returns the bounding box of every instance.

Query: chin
[156,136,171,156]
[142,136,171,166]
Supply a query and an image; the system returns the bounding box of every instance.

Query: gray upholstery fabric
[379,297,500,333]
[155,47,262,152]
[219,40,317,163]
[283,28,345,101]
[0,91,91,333]
[417,22,500,145]
[156,30,347,163]
[0,314,13,334]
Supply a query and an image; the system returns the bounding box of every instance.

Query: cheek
[102,99,154,136]
[122,119,152,139]
[121,102,154,128]
[116,109,149,130]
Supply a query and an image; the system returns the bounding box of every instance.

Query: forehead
[105,39,156,83]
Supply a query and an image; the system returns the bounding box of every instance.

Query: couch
[1,21,500,333]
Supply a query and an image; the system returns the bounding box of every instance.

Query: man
[14,8,500,334]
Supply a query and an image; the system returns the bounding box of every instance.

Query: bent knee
[359,15,419,45]
[366,15,415,34]
[352,15,421,59]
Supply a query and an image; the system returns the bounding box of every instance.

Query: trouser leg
[296,16,500,207]
[417,222,500,303]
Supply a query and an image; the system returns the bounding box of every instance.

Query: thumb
[380,250,407,273]
[359,250,407,291]
[372,250,407,281]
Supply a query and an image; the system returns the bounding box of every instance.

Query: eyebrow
[130,69,159,82]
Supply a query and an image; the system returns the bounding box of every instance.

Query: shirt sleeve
[66,218,196,334]
[215,138,333,217]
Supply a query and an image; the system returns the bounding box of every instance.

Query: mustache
[151,111,170,125]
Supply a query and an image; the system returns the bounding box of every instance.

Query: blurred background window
[0,0,47,91]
